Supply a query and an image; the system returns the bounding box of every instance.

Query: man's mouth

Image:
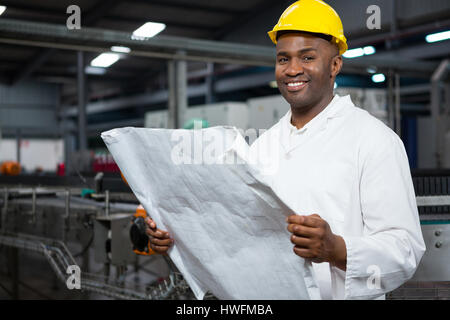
[285,81,308,92]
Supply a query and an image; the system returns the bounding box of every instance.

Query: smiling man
[145,0,426,300]
[248,0,426,299]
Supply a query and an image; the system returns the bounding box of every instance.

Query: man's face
[275,32,340,112]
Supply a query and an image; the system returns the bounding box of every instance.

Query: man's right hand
[145,217,174,254]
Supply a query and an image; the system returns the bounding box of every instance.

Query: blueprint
[101,126,319,300]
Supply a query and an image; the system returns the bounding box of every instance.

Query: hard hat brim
[268,29,347,55]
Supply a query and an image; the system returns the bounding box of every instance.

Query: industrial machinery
[0,174,196,300]
[410,170,450,282]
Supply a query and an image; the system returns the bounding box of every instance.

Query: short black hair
[276,30,333,43]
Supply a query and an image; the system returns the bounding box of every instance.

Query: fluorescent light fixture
[0,6,6,16]
[366,66,377,74]
[132,22,166,38]
[85,66,107,75]
[343,46,376,58]
[425,30,450,43]
[111,46,131,53]
[269,81,278,88]
[372,73,385,83]
[363,46,376,55]
[90,53,120,68]
[343,47,365,58]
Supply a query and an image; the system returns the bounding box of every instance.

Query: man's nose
[285,59,304,76]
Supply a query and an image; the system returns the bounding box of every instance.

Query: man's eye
[303,56,315,61]
[278,57,288,63]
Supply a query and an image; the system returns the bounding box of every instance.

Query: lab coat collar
[279,94,352,154]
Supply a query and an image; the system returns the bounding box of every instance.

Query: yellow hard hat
[268,0,347,55]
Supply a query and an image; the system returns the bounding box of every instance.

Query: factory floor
[0,245,171,300]
[0,249,90,299]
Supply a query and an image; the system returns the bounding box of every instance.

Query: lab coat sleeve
[342,124,426,299]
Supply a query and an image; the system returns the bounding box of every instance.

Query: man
[145,0,425,299]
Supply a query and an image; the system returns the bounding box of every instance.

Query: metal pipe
[176,51,187,129]
[64,189,70,220]
[30,188,36,224]
[63,189,70,242]
[387,69,395,130]
[77,51,87,151]
[105,190,110,217]
[431,59,450,168]
[167,60,176,129]
[395,73,401,136]
[205,62,214,104]
[1,187,8,230]
[16,129,21,164]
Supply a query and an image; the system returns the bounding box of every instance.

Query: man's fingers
[287,214,323,228]
[150,243,170,254]
[145,217,156,229]
[287,224,316,238]
[149,237,173,246]
[290,234,312,248]
[146,227,170,239]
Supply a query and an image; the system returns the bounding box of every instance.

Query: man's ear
[330,55,343,78]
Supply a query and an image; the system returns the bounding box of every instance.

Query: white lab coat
[248,94,426,300]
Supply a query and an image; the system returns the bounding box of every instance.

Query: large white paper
[101,126,319,300]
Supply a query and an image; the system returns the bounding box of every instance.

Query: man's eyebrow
[276,48,317,56]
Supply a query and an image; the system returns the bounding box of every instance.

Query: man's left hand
[286,214,347,271]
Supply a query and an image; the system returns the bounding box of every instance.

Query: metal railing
[0,232,188,300]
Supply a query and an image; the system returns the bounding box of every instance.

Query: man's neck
[290,94,334,129]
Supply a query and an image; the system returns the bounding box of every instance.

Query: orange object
[120,171,129,186]
[134,204,147,218]
[0,161,21,176]
[131,205,155,256]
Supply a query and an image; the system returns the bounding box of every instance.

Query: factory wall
[0,138,64,172]
[0,80,63,172]
[0,80,60,133]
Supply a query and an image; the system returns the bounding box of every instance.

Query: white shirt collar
[283,94,341,131]
[279,94,351,153]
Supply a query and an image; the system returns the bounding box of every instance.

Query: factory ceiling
[0,0,449,108]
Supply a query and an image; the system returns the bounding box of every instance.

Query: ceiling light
[363,46,376,55]
[425,30,450,43]
[132,22,166,39]
[90,53,120,68]
[85,66,107,75]
[342,48,365,58]
[343,46,376,58]
[0,6,6,16]
[366,66,377,74]
[372,73,385,83]
[111,46,131,53]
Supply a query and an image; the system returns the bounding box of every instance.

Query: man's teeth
[287,82,305,86]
